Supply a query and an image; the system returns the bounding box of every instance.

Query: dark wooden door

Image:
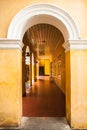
[39,66,44,76]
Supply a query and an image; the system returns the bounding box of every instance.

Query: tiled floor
[22,76,65,117]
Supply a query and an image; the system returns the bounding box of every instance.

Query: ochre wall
[39,59,45,66]
[70,50,87,128]
[52,38,65,94]
[65,49,87,129]
[0,0,87,38]
[0,49,22,127]
[65,51,71,125]
[36,62,39,79]
[22,50,26,96]
[44,60,50,75]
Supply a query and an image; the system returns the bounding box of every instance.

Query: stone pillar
[34,57,37,81]
[22,49,26,96]
[63,40,87,129]
[30,52,32,86]
[36,61,39,80]
[0,39,23,128]
[32,53,34,84]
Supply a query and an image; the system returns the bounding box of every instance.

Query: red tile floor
[22,76,65,117]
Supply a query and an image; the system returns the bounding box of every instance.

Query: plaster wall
[0,49,22,127]
[52,38,65,94]
[0,0,87,38]
[65,51,71,125]
[70,50,87,129]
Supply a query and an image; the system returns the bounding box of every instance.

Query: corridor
[22,76,65,117]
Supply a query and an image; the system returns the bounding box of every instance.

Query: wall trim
[63,40,87,52]
[7,4,80,41]
[0,39,23,50]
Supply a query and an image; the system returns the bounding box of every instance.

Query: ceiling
[26,23,64,61]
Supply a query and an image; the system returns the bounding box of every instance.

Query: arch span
[7,4,80,42]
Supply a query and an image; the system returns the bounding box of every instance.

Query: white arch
[7,4,80,41]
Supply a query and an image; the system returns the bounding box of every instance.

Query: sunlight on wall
[51,38,65,94]
[44,60,50,75]
[39,59,45,66]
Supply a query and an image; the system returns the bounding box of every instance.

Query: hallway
[22,76,65,117]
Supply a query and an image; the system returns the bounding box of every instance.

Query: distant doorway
[39,66,44,76]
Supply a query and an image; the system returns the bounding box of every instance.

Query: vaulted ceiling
[25,23,64,61]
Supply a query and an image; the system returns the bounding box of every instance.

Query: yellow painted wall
[39,59,45,66]
[0,0,87,38]
[0,49,22,127]
[36,62,39,79]
[65,49,87,129]
[44,60,50,75]
[52,38,65,94]
[70,50,87,129]
[65,51,71,125]
[22,53,26,96]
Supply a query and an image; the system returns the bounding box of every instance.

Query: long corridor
[22,76,65,117]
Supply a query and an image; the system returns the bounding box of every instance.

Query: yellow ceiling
[26,23,64,61]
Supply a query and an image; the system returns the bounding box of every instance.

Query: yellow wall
[70,50,87,128]
[65,51,71,125]
[44,60,50,75]
[0,0,87,38]
[39,59,45,66]
[36,62,39,79]
[52,38,65,94]
[65,49,87,129]
[0,49,22,127]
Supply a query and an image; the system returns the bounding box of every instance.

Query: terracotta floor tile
[22,76,65,117]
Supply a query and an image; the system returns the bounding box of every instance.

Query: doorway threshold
[21,117,71,130]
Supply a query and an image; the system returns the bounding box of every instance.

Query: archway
[7,3,80,128]
[7,4,79,41]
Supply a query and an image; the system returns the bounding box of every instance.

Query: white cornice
[0,39,24,51]
[62,39,87,52]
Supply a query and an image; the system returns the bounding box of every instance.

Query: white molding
[0,39,23,51]
[7,4,80,41]
[63,40,87,52]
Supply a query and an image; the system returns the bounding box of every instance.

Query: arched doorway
[7,3,80,128]
[22,23,65,117]
[7,4,79,41]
